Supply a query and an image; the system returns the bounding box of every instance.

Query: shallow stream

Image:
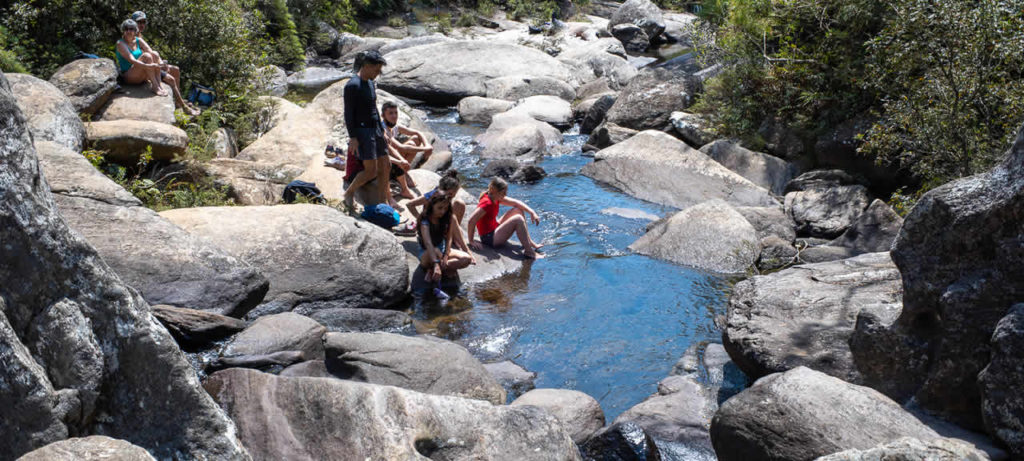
[410,109,734,420]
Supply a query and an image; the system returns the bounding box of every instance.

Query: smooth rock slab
[701,139,799,196]
[485,75,577,102]
[98,83,175,125]
[710,367,945,461]
[582,130,777,209]
[324,332,506,404]
[816,437,989,461]
[512,389,605,444]
[16,436,156,461]
[630,199,760,273]
[160,204,409,315]
[48,58,119,115]
[222,312,326,360]
[37,141,268,318]
[8,73,85,151]
[507,95,574,127]
[85,120,188,162]
[724,252,902,382]
[151,305,247,349]
[205,368,580,461]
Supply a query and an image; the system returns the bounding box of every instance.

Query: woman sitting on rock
[467,177,544,259]
[419,192,475,283]
[408,170,471,255]
[115,18,198,115]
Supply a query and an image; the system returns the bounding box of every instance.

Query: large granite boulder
[8,73,85,151]
[557,38,637,91]
[458,96,514,125]
[724,252,901,383]
[700,139,799,195]
[378,41,575,105]
[84,120,188,163]
[671,111,715,148]
[614,374,718,456]
[253,96,303,137]
[475,112,562,159]
[579,422,662,461]
[785,183,871,238]
[97,83,176,125]
[734,205,796,242]
[204,368,581,460]
[611,23,650,53]
[286,66,351,95]
[581,93,616,135]
[507,95,574,128]
[629,200,760,273]
[825,199,903,254]
[324,332,505,404]
[151,305,247,349]
[378,33,452,55]
[160,204,409,317]
[710,367,948,461]
[256,65,288,97]
[581,130,778,209]
[221,312,326,360]
[816,437,990,461]
[850,127,1024,429]
[511,389,605,444]
[485,75,577,102]
[608,0,666,43]
[604,67,696,131]
[978,305,1024,458]
[16,436,156,461]
[48,59,119,115]
[36,141,268,317]
[0,70,247,459]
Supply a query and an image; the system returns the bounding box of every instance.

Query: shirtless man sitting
[380,101,434,190]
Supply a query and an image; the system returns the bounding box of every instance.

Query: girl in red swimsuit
[466,178,545,259]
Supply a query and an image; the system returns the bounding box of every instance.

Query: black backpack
[282,180,325,204]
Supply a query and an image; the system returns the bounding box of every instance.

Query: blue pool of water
[413,109,733,420]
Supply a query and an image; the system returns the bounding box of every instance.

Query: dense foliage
[694,0,1024,188]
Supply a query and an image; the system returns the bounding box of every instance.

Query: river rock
[8,73,85,151]
[724,252,901,382]
[614,374,717,455]
[16,436,156,461]
[609,0,665,43]
[0,70,247,459]
[582,130,778,209]
[256,65,288,97]
[734,205,796,242]
[816,437,990,461]
[485,361,537,399]
[160,204,408,316]
[151,305,246,349]
[286,66,350,94]
[588,121,639,149]
[611,23,650,53]
[507,95,574,128]
[458,96,514,125]
[849,126,1024,429]
[85,120,188,162]
[826,199,903,254]
[758,116,806,162]
[579,422,661,461]
[577,77,613,101]
[785,184,871,238]
[710,367,946,461]
[582,93,616,135]
[701,139,799,195]
[36,141,268,317]
[324,332,506,404]
[486,75,577,102]
[670,111,714,148]
[512,389,605,444]
[205,368,579,460]
[48,59,119,115]
[211,127,238,159]
[785,169,859,193]
[295,306,413,334]
[757,235,799,271]
[98,83,176,125]
[208,351,307,373]
[512,164,547,183]
[557,38,637,91]
[630,200,760,273]
[379,41,574,105]
[222,312,326,360]
[475,112,562,159]
[605,67,696,131]
[978,305,1024,458]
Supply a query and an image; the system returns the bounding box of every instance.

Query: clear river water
[408,108,735,421]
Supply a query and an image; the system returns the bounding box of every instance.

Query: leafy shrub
[86,146,234,211]
[257,0,306,70]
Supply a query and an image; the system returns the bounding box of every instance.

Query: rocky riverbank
[2,0,1023,460]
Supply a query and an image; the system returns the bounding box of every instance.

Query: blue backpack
[187,83,216,106]
[361,203,401,229]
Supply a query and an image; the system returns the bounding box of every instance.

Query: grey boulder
[296,306,413,334]
[611,23,650,53]
[205,368,580,461]
[826,199,903,255]
[582,130,777,209]
[724,252,902,382]
[8,73,85,151]
[48,59,119,115]
[507,95,574,128]
[609,0,666,43]
[978,304,1024,458]
[485,361,537,399]
[160,204,409,316]
[700,139,799,195]
[613,374,717,455]
[324,332,506,404]
[605,66,697,131]
[670,111,715,148]
[734,205,796,242]
[785,184,871,238]
[458,96,514,125]
[151,305,247,349]
[97,83,176,125]
[286,66,351,94]
[629,200,760,273]
[512,389,605,444]
[221,312,327,360]
[84,120,188,162]
[485,75,577,102]
[475,112,562,159]
[581,93,616,135]
[16,436,156,461]
[256,65,288,97]
[816,437,990,461]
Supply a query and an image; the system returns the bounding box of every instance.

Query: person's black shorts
[390,162,405,179]
[353,128,387,161]
[480,231,496,247]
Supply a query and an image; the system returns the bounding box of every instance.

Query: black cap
[360,50,387,66]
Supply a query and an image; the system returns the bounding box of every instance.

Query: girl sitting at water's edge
[467,177,544,259]
[408,169,470,252]
[419,192,475,283]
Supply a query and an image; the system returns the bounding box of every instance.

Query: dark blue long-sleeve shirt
[344,74,382,138]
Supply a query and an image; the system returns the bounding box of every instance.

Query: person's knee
[140,52,155,63]
[453,199,466,215]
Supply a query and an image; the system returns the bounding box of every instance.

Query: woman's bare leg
[491,214,541,258]
[443,249,473,275]
[138,53,166,96]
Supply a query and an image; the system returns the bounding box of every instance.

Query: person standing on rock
[343,51,390,210]
[467,178,545,259]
